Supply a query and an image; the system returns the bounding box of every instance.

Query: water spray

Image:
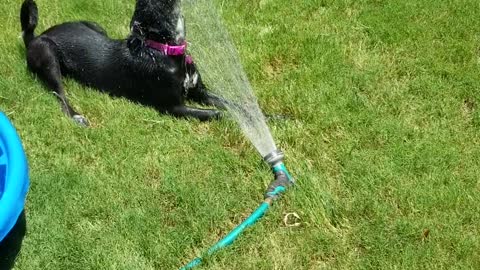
[179,0,295,268]
[181,150,294,269]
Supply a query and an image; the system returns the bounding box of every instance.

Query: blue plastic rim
[0,112,29,242]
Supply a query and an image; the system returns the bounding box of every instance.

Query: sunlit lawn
[1,0,479,269]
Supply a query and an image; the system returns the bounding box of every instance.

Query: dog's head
[128,0,185,53]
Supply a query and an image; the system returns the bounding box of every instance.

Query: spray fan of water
[182,0,276,157]
[178,1,296,269]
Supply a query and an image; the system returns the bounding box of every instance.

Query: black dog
[20,0,222,126]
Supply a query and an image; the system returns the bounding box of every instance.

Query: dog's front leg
[168,105,221,121]
[186,74,226,109]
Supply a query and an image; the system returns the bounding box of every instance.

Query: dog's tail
[20,0,38,47]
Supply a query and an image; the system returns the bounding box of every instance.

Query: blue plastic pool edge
[0,112,29,242]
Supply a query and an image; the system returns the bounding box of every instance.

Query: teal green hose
[180,202,270,269]
[180,161,294,269]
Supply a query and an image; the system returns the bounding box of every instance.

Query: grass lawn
[1,0,480,269]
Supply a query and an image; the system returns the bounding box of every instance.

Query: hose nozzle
[263,149,285,168]
[263,150,294,200]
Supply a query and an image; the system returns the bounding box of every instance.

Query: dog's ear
[127,35,144,56]
[128,21,145,55]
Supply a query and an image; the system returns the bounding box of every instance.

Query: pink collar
[145,39,193,64]
[145,39,186,56]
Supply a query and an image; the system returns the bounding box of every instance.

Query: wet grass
[1,0,480,269]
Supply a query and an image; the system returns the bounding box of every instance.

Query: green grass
[2,0,480,269]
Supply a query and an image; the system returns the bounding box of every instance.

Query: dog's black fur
[20,0,222,126]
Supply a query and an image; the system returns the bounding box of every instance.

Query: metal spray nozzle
[263,149,285,168]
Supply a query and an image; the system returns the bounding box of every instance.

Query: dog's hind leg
[27,39,89,127]
[168,105,221,122]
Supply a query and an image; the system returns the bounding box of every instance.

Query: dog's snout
[175,16,185,44]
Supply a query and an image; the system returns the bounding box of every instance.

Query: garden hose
[181,150,294,269]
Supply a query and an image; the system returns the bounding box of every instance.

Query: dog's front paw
[72,115,90,127]
[212,110,223,121]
